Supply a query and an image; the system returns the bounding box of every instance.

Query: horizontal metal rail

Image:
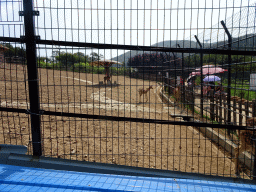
[0,106,250,130]
[1,36,256,56]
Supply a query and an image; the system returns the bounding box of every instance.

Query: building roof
[0,44,9,51]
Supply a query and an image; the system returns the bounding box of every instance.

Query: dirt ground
[0,63,240,178]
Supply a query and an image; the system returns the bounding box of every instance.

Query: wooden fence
[174,86,256,126]
[211,94,256,126]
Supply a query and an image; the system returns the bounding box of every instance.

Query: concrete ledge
[0,144,27,155]
[198,126,254,170]
[0,144,27,164]
[159,87,175,106]
[3,153,256,184]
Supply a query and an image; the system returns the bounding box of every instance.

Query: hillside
[111,40,200,66]
[111,33,256,66]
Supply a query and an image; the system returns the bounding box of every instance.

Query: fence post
[215,96,219,122]
[238,100,243,126]
[191,86,195,114]
[180,47,185,109]
[252,99,256,117]
[194,35,204,119]
[209,90,215,121]
[233,98,237,125]
[245,101,249,120]
[223,96,227,124]
[221,21,232,134]
[251,101,256,181]
[219,95,223,123]
[22,0,42,156]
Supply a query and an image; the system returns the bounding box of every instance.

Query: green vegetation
[193,108,218,123]
[37,50,132,76]
[184,54,255,68]
[3,43,26,58]
[222,82,256,101]
[38,61,60,69]
[38,61,132,76]
[55,52,92,67]
[193,76,256,101]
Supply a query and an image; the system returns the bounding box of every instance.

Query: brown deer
[104,74,112,84]
[235,117,256,176]
[138,86,153,103]
[173,86,181,102]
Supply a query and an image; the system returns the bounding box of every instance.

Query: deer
[104,74,112,84]
[235,117,256,176]
[138,86,153,103]
[173,86,181,102]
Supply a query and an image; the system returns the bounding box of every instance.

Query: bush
[74,62,87,68]
[38,61,60,69]
[92,66,105,74]
[38,61,133,78]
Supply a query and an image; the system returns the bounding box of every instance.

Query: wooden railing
[212,94,256,126]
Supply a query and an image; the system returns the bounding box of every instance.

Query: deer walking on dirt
[138,86,153,103]
[104,74,112,84]
[235,117,256,176]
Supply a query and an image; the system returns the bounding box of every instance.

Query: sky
[0,0,255,60]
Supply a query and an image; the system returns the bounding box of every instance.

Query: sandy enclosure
[0,63,239,177]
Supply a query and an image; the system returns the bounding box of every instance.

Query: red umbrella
[190,65,227,76]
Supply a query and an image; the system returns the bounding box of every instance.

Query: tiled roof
[0,44,9,50]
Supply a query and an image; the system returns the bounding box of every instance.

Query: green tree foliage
[38,57,51,63]
[184,53,256,72]
[127,52,179,73]
[55,52,78,67]
[38,60,131,76]
[202,54,253,65]
[89,52,103,62]
[55,51,102,67]
[3,43,26,58]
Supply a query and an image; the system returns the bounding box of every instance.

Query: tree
[89,52,103,62]
[55,51,92,67]
[38,56,51,63]
[3,43,26,58]
[127,52,179,73]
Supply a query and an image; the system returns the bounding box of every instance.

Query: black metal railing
[0,0,256,180]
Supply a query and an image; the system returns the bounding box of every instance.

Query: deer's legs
[235,147,242,176]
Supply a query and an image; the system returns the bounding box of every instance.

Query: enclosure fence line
[1,0,256,180]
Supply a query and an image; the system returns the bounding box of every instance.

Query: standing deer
[138,86,153,103]
[173,86,181,101]
[104,74,112,84]
[235,117,256,176]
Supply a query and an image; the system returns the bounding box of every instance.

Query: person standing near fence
[215,82,226,96]
[207,82,215,96]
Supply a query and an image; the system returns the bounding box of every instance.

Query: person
[203,86,210,96]
[207,82,215,96]
[216,82,222,91]
[215,82,225,96]
[209,82,215,90]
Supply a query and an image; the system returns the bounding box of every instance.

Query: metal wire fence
[0,0,256,180]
